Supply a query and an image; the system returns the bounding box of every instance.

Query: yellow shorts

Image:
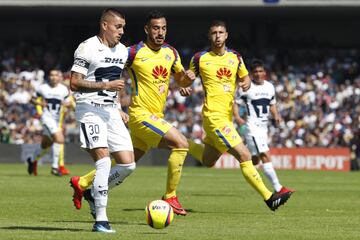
[129,113,173,152]
[203,118,242,153]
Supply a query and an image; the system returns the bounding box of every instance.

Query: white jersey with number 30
[238,80,276,135]
[71,36,128,105]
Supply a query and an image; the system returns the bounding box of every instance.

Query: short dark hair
[209,20,227,30]
[100,8,125,22]
[145,10,166,25]
[250,59,265,72]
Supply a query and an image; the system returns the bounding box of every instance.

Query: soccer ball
[145,200,174,229]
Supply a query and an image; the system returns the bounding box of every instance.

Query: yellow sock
[187,139,204,163]
[240,160,272,200]
[58,144,65,167]
[165,148,188,199]
[78,158,117,190]
[34,148,49,162]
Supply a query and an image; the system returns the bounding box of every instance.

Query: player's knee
[174,136,189,149]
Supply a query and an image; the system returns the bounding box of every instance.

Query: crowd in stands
[0,45,359,163]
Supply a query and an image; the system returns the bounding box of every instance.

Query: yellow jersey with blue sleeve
[127,41,184,117]
[126,42,184,151]
[189,48,248,152]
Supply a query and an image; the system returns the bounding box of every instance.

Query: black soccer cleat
[51,168,62,177]
[27,157,34,175]
[265,191,293,211]
[84,189,96,219]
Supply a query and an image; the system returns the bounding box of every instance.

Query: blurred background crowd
[0,44,359,164]
[0,6,360,167]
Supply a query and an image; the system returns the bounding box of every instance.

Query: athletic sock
[78,159,116,190]
[51,143,61,169]
[187,139,204,163]
[93,157,111,222]
[58,144,65,167]
[262,162,282,192]
[240,160,272,200]
[108,162,136,189]
[165,148,188,199]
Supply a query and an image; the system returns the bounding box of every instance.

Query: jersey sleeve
[170,48,184,73]
[237,57,249,79]
[189,54,199,76]
[71,41,92,75]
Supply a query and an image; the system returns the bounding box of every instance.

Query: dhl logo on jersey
[216,67,232,80]
[152,65,168,80]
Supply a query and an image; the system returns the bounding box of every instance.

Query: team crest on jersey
[216,67,232,80]
[152,65,168,79]
[222,125,232,135]
[164,54,171,61]
[228,59,235,66]
[92,136,99,142]
[150,115,159,121]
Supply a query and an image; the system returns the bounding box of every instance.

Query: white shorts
[76,103,133,153]
[41,114,60,137]
[244,127,269,156]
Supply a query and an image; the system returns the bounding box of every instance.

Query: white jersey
[36,83,69,121]
[237,80,276,134]
[71,36,128,105]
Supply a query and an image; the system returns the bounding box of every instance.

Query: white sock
[92,157,111,222]
[262,162,282,192]
[108,162,136,189]
[51,143,61,169]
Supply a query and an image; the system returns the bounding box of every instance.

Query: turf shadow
[0,226,86,232]
[122,208,145,212]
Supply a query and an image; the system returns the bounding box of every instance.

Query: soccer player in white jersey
[69,8,135,233]
[27,69,71,176]
[234,59,294,194]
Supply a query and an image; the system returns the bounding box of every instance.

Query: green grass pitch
[0,163,359,240]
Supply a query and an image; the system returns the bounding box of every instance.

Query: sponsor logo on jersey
[102,57,125,64]
[152,65,168,80]
[216,67,232,80]
[74,58,90,68]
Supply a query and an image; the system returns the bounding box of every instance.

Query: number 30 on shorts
[88,124,100,135]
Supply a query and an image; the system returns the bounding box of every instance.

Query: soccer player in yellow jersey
[185,20,292,211]
[70,10,195,216]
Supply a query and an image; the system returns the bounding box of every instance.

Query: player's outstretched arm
[237,75,251,92]
[70,71,125,92]
[173,69,196,88]
[270,104,282,125]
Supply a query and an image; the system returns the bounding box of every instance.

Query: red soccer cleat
[162,196,187,216]
[277,186,295,194]
[59,166,70,175]
[70,176,84,209]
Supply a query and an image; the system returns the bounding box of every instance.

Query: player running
[185,20,292,211]
[27,69,71,176]
[70,8,135,233]
[70,10,195,217]
[233,59,295,194]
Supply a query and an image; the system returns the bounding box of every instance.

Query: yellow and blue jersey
[189,48,248,121]
[127,41,184,118]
